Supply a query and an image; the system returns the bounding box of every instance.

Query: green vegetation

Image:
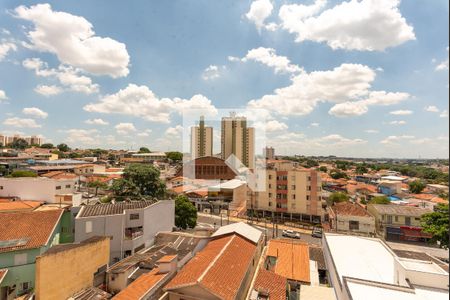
[368,196,390,205]
[40,143,54,149]
[328,192,349,205]
[175,195,197,229]
[408,180,426,194]
[166,151,183,162]
[319,166,328,172]
[139,147,151,153]
[57,143,71,152]
[421,204,449,249]
[355,165,368,174]
[9,138,28,150]
[8,170,37,178]
[329,169,348,179]
[87,180,108,196]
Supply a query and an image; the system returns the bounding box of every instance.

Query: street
[196,213,322,246]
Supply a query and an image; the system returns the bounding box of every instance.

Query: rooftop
[252,268,287,300]
[211,222,262,244]
[0,269,7,284]
[41,171,78,180]
[41,236,110,256]
[113,267,169,300]
[369,204,432,217]
[0,209,63,253]
[77,200,157,218]
[331,201,372,217]
[69,287,111,300]
[0,198,43,212]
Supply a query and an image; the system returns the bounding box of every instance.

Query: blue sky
[0,0,448,158]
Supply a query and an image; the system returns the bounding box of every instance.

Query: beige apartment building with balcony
[190,116,213,159]
[248,160,325,223]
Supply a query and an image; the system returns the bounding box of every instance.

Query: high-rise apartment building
[263,146,275,160]
[190,116,213,159]
[248,160,325,223]
[221,114,255,169]
[0,134,43,146]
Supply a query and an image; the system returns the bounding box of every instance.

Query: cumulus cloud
[440,110,448,118]
[165,125,183,137]
[389,120,406,125]
[240,47,302,74]
[310,122,320,127]
[63,129,98,145]
[365,129,379,133]
[34,84,63,96]
[0,42,16,61]
[0,89,7,100]
[3,117,41,128]
[84,84,217,123]
[248,63,409,117]
[22,107,48,119]
[23,58,99,94]
[424,106,440,113]
[389,110,413,115]
[115,123,136,135]
[256,119,288,132]
[202,65,223,80]
[137,129,152,137]
[245,0,276,31]
[435,47,449,71]
[381,135,414,144]
[85,118,109,125]
[278,0,415,51]
[15,3,129,77]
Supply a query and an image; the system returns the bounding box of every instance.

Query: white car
[282,229,301,239]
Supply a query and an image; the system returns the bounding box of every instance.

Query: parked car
[282,229,301,239]
[311,226,323,238]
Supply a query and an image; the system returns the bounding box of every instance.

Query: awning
[401,228,432,238]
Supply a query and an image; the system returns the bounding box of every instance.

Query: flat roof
[369,204,432,217]
[398,258,448,275]
[325,233,396,285]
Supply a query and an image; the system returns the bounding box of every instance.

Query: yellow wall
[35,237,110,300]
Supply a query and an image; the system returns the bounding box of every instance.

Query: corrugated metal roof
[211,222,262,244]
[77,200,158,217]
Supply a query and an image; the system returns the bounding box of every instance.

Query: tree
[408,180,426,194]
[319,166,328,173]
[8,170,37,178]
[110,179,141,199]
[9,138,28,150]
[40,143,54,149]
[368,196,390,204]
[166,151,183,162]
[57,143,70,152]
[69,152,82,159]
[328,192,349,206]
[304,159,318,168]
[87,179,108,196]
[421,204,449,249]
[139,147,151,153]
[329,169,348,179]
[175,195,197,229]
[355,165,368,175]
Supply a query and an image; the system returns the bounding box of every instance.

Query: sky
[0,0,448,158]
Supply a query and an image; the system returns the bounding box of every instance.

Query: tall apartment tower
[221,113,255,169]
[263,147,275,160]
[190,116,213,159]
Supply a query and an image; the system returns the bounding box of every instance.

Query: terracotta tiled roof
[41,171,77,180]
[165,234,257,300]
[0,269,8,284]
[266,239,310,283]
[253,268,286,300]
[0,209,63,253]
[0,199,43,212]
[331,201,372,217]
[113,268,169,300]
[157,255,177,263]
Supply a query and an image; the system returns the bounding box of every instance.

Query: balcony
[125,227,143,240]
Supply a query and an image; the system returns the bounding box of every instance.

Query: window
[65,184,71,188]
[405,217,411,226]
[268,184,272,189]
[291,185,296,190]
[268,202,272,207]
[349,220,360,230]
[269,193,272,198]
[85,221,92,233]
[268,175,272,180]
[308,176,311,181]
[306,195,310,201]
[292,194,296,200]
[386,215,392,224]
[291,203,296,208]
[394,216,398,222]
[56,186,61,190]
[307,186,311,191]
[21,282,29,291]
[14,253,27,265]
[130,213,139,220]
[0,186,3,190]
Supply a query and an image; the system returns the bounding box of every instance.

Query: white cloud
[389,120,406,125]
[381,135,414,144]
[137,129,152,137]
[34,84,63,96]
[365,129,379,133]
[0,89,7,100]
[263,120,288,132]
[245,0,274,31]
[248,63,409,117]
[63,129,98,145]
[227,56,240,62]
[15,3,129,77]
[440,110,448,118]
[0,42,16,61]
[376,67,384,72]
[389,110,413,115]
[241,47,302,74]
[435,47,449,71]
[22,107,48,119]
[23,58,99,94]
[3,117,41,128]
[310,122,320,127]
[278,0,415,51]
[202,65,222,80]
[424,105,440,113]
[85,118,109,125]
[317,134,366,146]
[165,125,183,137]
[84,84,217,123]
[115,123,136,135]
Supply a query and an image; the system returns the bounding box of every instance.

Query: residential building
[328,202,375,235]
[0,177,78,204]
[191,116,213,159]
[74,200,175,264]
[164,222,263,300]
[249,160,325,223]
[221,114,255,169]
[323,233,448,300]
[206,179,249,214]
[119,152,167,164]
[263,146,275,160]
[367,204,433,243]
[0,210,63,299]
[378,180,402,196]
[34,236,110,300]
[0,134,42,147]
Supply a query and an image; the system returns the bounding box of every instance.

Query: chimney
[156,254,178,274]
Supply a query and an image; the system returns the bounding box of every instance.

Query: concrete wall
[335,215,376,235]
[34,237,110,300]
[0,177,76,202]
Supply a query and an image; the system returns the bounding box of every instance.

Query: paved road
[196,213,322,246]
